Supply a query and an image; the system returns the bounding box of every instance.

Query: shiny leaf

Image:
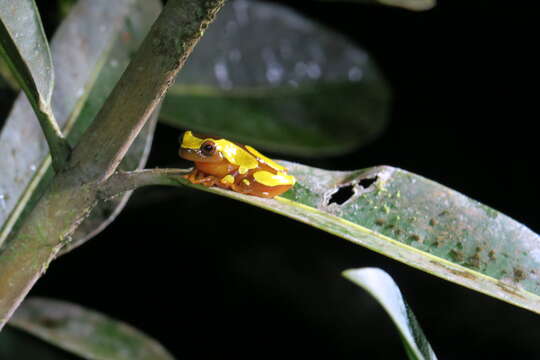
[175,161,540,314]
[0,0,161,247]
[344,268,437,360]
[320,0,435,11]
[0,0,53,110]
[9,297,174,360]
[161,0,390,157]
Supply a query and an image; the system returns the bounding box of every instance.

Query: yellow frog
[179,131,295,198]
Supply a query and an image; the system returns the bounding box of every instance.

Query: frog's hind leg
[215,180,232,190]
[230,182,253,196]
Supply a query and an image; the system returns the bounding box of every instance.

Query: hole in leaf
[359,176,378,188]
[328,184,355,205]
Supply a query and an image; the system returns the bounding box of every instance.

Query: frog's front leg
[183,168,202,183]
[183,168,218,187]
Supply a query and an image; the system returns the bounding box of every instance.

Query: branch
[100,169,191,199]
[69,0,225,183]
[35,105,71,172]
[0,0,225,330]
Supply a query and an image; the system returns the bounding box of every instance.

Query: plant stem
[0,0,225,330]
[100,169,191,199]
[36,105,71,172]
[69,0,225,184]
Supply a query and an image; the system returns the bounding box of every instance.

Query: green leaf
[343,268,437,360]
[0,56,19,91]
[320,0,436,11]
[9,297,174,360]
[0,327,76,360]
[0,0,161,247]
[58,0,78,19]
[175,162,540,314]
[161,0,390,157]
[0,0,53,110]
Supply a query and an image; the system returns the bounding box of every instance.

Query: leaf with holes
[8,297,174,360]
[161,0,390,157]
[344,268,437,360]
[173,161,540,314]
[0,0,53,114]
[0,0,161,250]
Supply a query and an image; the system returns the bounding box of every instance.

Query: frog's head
[179,131,223,163]
[179,131,260,171]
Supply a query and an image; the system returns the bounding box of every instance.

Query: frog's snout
[179,147,198,161]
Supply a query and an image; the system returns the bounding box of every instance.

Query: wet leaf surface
[0,0,161,248]
[9,297,174,360]
[161,0,390,157]
[174,161,540,313]
[344,268,437,360]
[0,0,53,109]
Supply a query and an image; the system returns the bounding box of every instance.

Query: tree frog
[179,131,295,198]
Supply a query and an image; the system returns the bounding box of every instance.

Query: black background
[6,0,540,359]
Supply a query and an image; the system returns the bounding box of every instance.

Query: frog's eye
[200,141,216,156]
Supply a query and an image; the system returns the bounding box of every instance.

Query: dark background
[5,0,539,359]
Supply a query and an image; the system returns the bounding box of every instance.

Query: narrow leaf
[320,0,436,11]
[344,268,437,360]
[0,327,76,360]
[58,0,78,19]
[0,0,161,247]
[174,161,540,314]
[9,297,174,360]
[0,56,19,91]
[0,0,53,108]
[161,0,390,157]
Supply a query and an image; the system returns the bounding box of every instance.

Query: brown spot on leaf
[430,260,476,280]
[466,253,481,269]
[432,236,444,248]
[496,281,525,299]
[513,268,526,282]
[450,268,477,280]
[37,316,64,329]
[449,249,464,262]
